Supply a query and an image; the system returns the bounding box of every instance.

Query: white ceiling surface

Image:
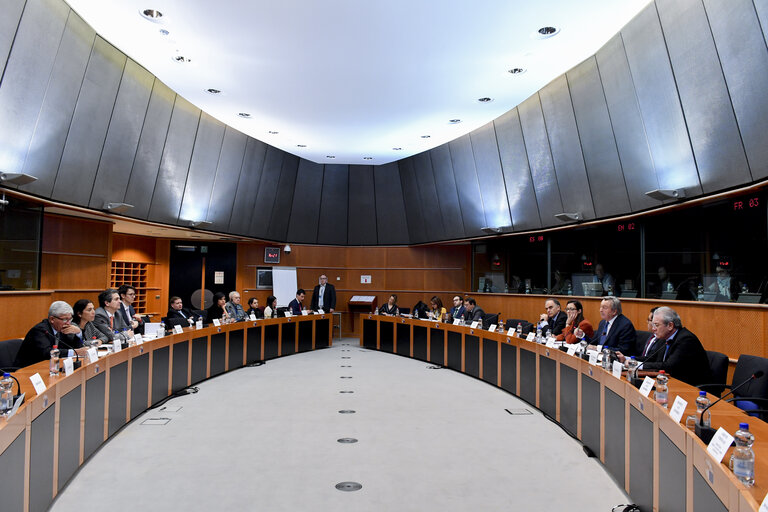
[65,0,651,165]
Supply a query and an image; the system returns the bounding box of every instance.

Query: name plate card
[317,309,324,314]
[63,357,74,376]
[669,396,688,423]
[453,319,461,325]
[566,345,577,356]
[707,428,735,463]
[284,311,292,318]
[470,321,480,329]
[7,393,24,419]
[173,324,184,334]
[507,327,515,336]
[29,373,47,395]
[588,352,598,366]
[525,333,536,342]
[639,376,655,397]
[196,319,204,329]
[611,361,623,379]
[301,310,309,316]
[212,319,221,327]
[113,340,122,353]
[249,313,257,321]
[87,347,98,363]
[545,339,556,348]
[488,324,497,332]
[134,334,143,345]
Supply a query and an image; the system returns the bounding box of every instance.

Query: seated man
[94,289,134,341]
[462,297,485,324]
[225,291,247,321]
[117,284,145,334]
[288,289,306,315]
[166,296,199,322]
[449,295,465,321]
[588,296,636,355]
[538,298,566,336]
[617,306,712,387]
[13,301,85,368]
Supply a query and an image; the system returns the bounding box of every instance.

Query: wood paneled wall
[112,233,170,317]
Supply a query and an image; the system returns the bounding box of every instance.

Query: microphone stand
[55,337,83,370]
[695,371,764,444]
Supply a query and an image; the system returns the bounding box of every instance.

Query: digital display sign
[264,247,280,264]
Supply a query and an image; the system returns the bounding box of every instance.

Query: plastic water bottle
[695,391,711,427]
[655,370,669,408]
[578,339,588,355]
[697,284,704,301]
[49,345,60,376]
[626,357,639,382]
[497,321,504,333]
[730,423,755,486]
[157,321,165,338]
[0,373,13,416]
[535,325,542,343]
[516,323,522,337]
[602,348,612,370]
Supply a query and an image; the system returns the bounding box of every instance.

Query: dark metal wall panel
[604,388,625,485]
[482,339,497,386]
[0,430,25,512]
[657,0,751,192]
[317,164,349,245]
[395,323,410,356]
[57,386,81,490]
[347,165,377,245]
[191,336,208,383]
[567,58,631,218]
[493,109,541,231]
[379,323,393,352]
[411,152,444,237]
[246,326,262,362]
[107,361,127,437]
[281,323,295,355]
[429,329,443,364]
[130,353,149,418]
[706,0,768,180]
[147,95,201,224]
[398,158,427,243]
[595,35,659,212]
[693,469,728,512]
[30,405,55,512]
[207,127,247,232]
[228,329,244,368]
[559,365,578,435]
[517,94,564,227]
[267,153,299,241]
[123,80,174,219]
[429,145,465,238]
[248,146,284,238]
[315,318,330,348]
[465,334,479,378]
[0,0,26,80]
[413,325,427,360]
[659,430,686,512]
[500,342,516,394]
[470,122,513,229]
[448,134,486,236]
[178,113,226,223]
[374,162,409,245]
[518,348,536,404]
[446,331,461,370]
[287,159,324,243]
[52,37,126,205]
[621,3,702,196]
[362,319,377,349]
[0,0,69,185]
[229,137,267,234]
[298,321,312,352]
[84,372,105,460]
[538,356,556,418]
[89,59,154,209]
[210,332,226,376]
[16,9,93,197]
[171,341,188,392]
[264,324,279,359]
[581,375,601,457]
[629,406,653,512]
[151,345,169,405]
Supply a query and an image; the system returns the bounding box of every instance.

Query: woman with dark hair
[263,295,278,319]
[246,297,264,319]
[206,292,230,322]
[73,299,109,346]
[429,296,447,321]
[558,299,594,344]
[378,294,399,316]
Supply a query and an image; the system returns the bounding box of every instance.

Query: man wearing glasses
[13,301,85,368]
[310,274,336,313]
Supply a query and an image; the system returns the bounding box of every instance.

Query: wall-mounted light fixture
[188,220,212,228]
[645,188,686,201]
[102,202,134,213]
[554,212,582,222]
[481,225,513,235]
[0,172,38,186]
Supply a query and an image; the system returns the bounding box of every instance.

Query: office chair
[699,354,768,420]
[0,338,23,371]
[482,313,500,330]
[703,351,729,397]
[634,330,653,356]
[504,318,534,334]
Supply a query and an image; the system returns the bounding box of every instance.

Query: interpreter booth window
[644,190,768,304]
[550,223,640,298]
[0,197,42,290]
[473,237,546,294]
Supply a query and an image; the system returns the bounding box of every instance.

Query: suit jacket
[13,319,83,368]
[288,298,303,315]
[542,311,567,336]
[94,307,131,339]
[450,305,465,319]
[590,314,636,355]
[118,303,145,335]
[166,308,198,322]
[464,306,485,324]
[310,283,336,311]
[640,328,713,387]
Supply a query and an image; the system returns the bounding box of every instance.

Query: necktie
[642,336,655,357]
[179,309,187,319]
[663,341,672,361]
[109,315,113,330]
[599,321,609,345]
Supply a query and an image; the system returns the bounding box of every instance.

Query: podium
[348,295,377,333]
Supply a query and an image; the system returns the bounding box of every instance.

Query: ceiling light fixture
[508,67,526,74]
[102,202,134,213]
[392,147,402,151]
[188,220,212,228]
[326,156,336,159]
[477,97,493,103]
[645,188,686,201]
[205,88,221,94]
[363,157,373,160]
[159,29,169,36]
[421,135,431,139]
[448,119,461,124]
[237,113,251,118]
[554,212,582,222]
[535,26,560,39]
[0,172,38,186]
[297,144,307,148]
[172,54,191,63]
[140,9,163,22]
[268,131,279,135]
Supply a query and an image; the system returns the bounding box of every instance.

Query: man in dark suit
[166,296,200,322]
[13,301,85,368]
[589,296,636,355]
[288,289,306,315]
[618,307,712,387]
[310,274,336,313]
[118,284,145,334]
[538,298,567,336]
[449,295,465,321]
[94,289,133,341]
[463,297,485,324]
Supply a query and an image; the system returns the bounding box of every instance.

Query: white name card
[212,319,221,327]
[7,393,24,419]
[284,311,292,318]
[488,324,497,332]
[596,345,603,352]
[196,319,203,329]
[134,334,143,345]
[566,345,577,356]
[29,373,46,395]
[707,427,735,463]
[470,321,480,329]
[173,324,184,334]
[507,327,515,336]
[317,309,324,314]
[639,376,655,397]
[63,357,74,376]
[588,352,598,366]
[525,333,535,342]
[545,339,556,348]
[113,340,122,353]
[759,491,768,512]
[301,310,309,316]
[87,347,98,363]
[612,361,623,379]
[669,396,688,423]
[249,313,257,321]
[453,319,461,326]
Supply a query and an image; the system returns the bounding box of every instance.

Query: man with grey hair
[13,301,85,368]
[618,306,711,386]
[588,296,636,355]
[225,291,246,321]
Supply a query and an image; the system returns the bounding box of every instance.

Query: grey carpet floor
[50,338,629,511]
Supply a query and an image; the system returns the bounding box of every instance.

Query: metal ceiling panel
[248,146,284,239]
[448,134,486,237]
[206,127,247,233]
[286,159,324,243]
[470,122,513,230]
[0,0,25,80]
[373,162,409,245]
[267,152,299,241]
[347,165,378,245]
[398,158,427,243]
[229,137,267,235]
[317,164,349,245]
[429,144,465,239]
[178,112,226,224]
[412,151,444,239]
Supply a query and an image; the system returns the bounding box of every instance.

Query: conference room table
[0,314,332,512]
[360,313,768,512]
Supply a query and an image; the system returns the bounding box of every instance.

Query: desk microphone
[627,340,669,387]
[695,370,764,444]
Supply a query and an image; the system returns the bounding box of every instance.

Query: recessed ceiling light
[268,131,279,135]
[297,144,307,148]
[172,54,191,63]
[477,97,493,103]
[326,155,336,159]
[535,26,560,39]
[237,113,251,118]
[448,119,461,124]
[205,88,221,94]
[159,29,169,36]
[363,157,373,160]
[392,147,402,150]
[140,9,163,22]
[508,67,526,74]
[421,135,431,138]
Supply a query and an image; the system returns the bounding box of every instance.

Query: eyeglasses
[53,316,72,323]
[565,307,577,311]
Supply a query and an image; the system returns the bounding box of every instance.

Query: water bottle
[0,373,13,416]
[602,347,612,370]
[730,423,755,487]
[567,282,573,295]
[497,321,504,333]
[697,284,704,301]
[49,345,60,376]
[535,325,542,343]
[157,321,165,338]
[504,283,509,293]
[516,323,522,337]
[578,339,588,355]
[626,356,639,382]
[655,370,669,408]
[695,391,711,427]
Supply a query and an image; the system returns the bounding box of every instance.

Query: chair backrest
[482,313,499,330]
[192,309,207,322]
[399,307,410,315]
[634,330,653,355]
[504,319,534,334]
[731,354,768,399]
[705,351,729,397]
[0,338,23,370]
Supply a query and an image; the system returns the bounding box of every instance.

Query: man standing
[310,274,336,313]
[449,295,465,320]
[288,289,306,315]
[225,291,247,321]
[13,301,85,368]
[538,298,566,336]
[588,296,635,355]
[94,289,134,341]
[118,284,144,334]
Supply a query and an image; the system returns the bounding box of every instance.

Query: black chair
[504,318,534,334]
[0,338,23,371]
[399,307,410,315]
[192,309,207,322]
[699,354,768,419]
[634,330,653,356]
[482,313,500,330]
[705,351,729,397]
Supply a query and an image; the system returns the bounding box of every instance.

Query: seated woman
[378,294,399,316]
[428,296,447,321]
[263,295,278,319]
[73,299,109,346]
[206,292,230,323]
[246,297,264,319]
[557,299,594,344]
